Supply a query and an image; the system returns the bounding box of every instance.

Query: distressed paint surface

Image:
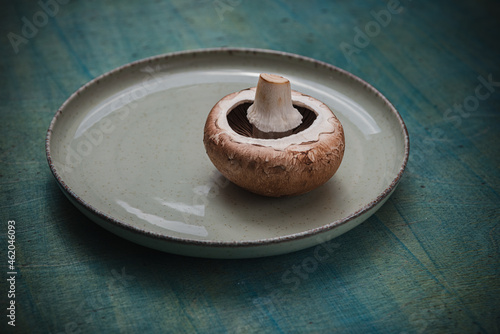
[1,0,499,333]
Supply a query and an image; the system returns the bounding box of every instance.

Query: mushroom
[203,73,345,197]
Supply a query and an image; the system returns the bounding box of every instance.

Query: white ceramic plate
[46,48,409,258]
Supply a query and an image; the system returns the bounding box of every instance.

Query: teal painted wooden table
[1,0,499,333]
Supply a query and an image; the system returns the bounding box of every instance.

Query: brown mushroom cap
[203,86,345,197]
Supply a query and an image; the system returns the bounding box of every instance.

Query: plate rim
[45,47,410,249]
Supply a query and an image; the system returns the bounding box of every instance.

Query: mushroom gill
[227,102,317,139]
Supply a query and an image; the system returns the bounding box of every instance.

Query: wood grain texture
[1,0,499,333]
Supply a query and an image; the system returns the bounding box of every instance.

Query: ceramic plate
[46,48,409,258]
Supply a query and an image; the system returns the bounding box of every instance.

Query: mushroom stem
[247,73,303,139]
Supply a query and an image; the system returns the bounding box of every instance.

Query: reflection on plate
[46,48,409,258]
